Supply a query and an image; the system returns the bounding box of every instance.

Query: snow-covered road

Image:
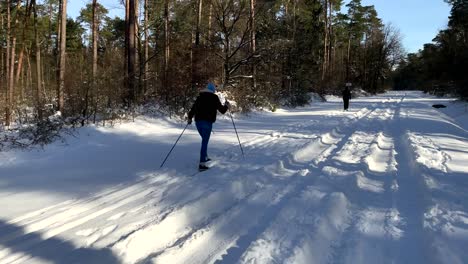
[1,91,467,263]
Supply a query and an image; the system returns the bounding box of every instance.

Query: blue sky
[68,0,124,20]
[360,0,451,53]
[68,0,451,53]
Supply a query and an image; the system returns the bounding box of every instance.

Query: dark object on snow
[342,87,351,110]
[432,104,447,108]
[199,164,210,171]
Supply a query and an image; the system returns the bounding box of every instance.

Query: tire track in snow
[262,97,402,264]
[389,98,436,263]
[326,98,405,264]
[225,103,389,264]
[224,103,374,159]
[291,104,379,167]
[283,106,394,264]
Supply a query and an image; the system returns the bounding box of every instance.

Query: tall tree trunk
[15,0,31,89]
[250,0,256,92]
[15,49,24,88]
[328,1,333,79]
[144,0,149,94]
[25,48,31,101]
[58,0,67,113]
[92,0,98,80]
[363,33,367,90]
[192,0,203,90]
[8,36,17,126]
[223,37,230,86]
[134,0,140,98]
[56,0,61,80]
[8,0,19,127]
[208,2,213,42]
[124,0,129,84]
[47,1,53,54]
[164,0,170,91]
[1,14,4,84]
[89,0,98,123]
[292,0,296,41]
[321,0,328,83]
[127,0,136,105]
[195,0,203,46]
[5,0,11,126]
[33,0,43,119]
[346,36,350,81]
[1,15,4,108]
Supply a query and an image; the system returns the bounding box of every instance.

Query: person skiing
[342,85,352,111]
[188,81,230,171]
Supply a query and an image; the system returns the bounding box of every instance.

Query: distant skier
[342,86,352,111]
[188,81,230,171]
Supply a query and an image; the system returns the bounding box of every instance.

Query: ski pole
[160,123,189,168]
[229,110,244,158]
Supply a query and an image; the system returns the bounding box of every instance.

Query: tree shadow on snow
[0,219,121,263]
[0,125,201,199]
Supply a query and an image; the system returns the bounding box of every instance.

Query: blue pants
[195,121,212,163]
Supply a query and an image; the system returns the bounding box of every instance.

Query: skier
[188,81,230,171]
[342,85,352,111]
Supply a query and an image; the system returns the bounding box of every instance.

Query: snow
[1,91,467,263]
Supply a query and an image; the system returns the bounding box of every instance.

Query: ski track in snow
[0,91,467,263]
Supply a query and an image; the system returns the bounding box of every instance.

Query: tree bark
[15,0,32,89]
[164,0,170,90]
[346,36,350,81]
[127,0,136,104]
[8,0,19,127]
[8,36,17,126]
[1,14,4,84]
[124,0,129,82]
[33,0,43,119]
[328,1,333,78]
[321,0,329,83]
[250,0,257,94]
[58,0,67,113]
[26,48,32,101]
[1,15,4,107]
[208,2,213,42]
[92,0,98,80]
[15,49,24,88]
[47,1,53,54]
[5,0,11,126]
[196,0,203,46]
[135,0,140,97]
[192,0,203,90]
[144,0,149,94]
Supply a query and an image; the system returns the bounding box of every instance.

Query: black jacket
[342,89,351,100]
[188,92,228,123]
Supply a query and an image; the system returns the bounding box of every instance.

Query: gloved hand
[225,100,231,108]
